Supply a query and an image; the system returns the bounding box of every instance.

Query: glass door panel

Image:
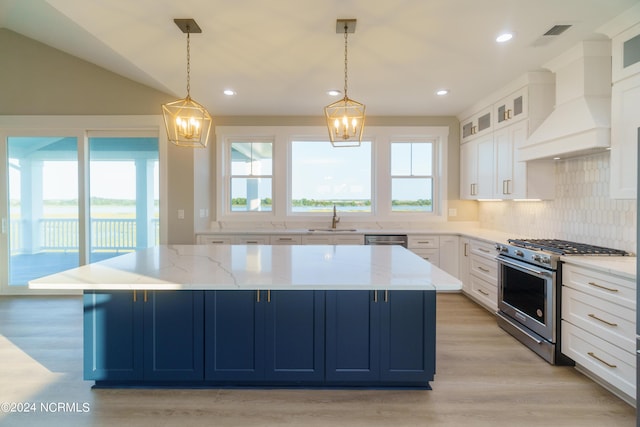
[88,137,159,263]
[7,137,79,285]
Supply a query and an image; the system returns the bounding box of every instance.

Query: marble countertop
[29,244,462,292]
[561,256,636,281]
[198,226,636,279]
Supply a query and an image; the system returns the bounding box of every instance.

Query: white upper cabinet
[458,72,555,200]
[460,106,492,143]
[493,121,555,200]
[460,134,494,200]
[610,74,640,199]
[493,87,528,130]
[605,8,640,199]
[611,21,640,84]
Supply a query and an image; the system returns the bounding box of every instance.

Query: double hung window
[390,141,434,212]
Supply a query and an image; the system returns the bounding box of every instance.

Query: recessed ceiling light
[327,89,341,96]
[496,33,513,43]
[553,157,561,160]
[436,89,449,96]
[223,89,236,96]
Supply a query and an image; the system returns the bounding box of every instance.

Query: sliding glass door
[2,130,160,290]
[88,136,159,263]
[7,136,79,285]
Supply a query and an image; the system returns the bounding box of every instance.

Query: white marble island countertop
[29,244,462,292]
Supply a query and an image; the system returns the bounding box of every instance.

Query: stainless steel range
[495,239,628,365]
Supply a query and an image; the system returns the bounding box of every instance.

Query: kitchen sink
[308,228,358,232]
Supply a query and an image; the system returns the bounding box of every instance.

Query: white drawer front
[563,264,635,310]
[562,287,635,354]
[468,275,497,311]
[561,321,636,400]
[270,235,302,245]
[198,235,233,245]
[470,255,497,285]
[234,235,270,245]
[410,248,440,267]
[408,235,439,249]
[470,239,497,260]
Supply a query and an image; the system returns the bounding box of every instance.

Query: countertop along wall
[478,151,637,253]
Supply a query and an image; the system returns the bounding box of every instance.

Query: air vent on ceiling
[543,24,572,36]
[531,24,573,47]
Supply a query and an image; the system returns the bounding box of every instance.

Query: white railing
[10,218,159,254]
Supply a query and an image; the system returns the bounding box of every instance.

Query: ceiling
[0,0,637,118]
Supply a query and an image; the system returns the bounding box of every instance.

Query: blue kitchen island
[29,244,461,388]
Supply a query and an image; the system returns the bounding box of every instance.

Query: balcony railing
[10,218,160,254]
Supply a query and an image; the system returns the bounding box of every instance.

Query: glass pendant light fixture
[162,18,212,148]
[324,19,366,147]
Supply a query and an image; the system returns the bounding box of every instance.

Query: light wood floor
[0,293,635,427]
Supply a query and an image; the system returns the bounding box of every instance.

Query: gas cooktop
[507,238,629,256]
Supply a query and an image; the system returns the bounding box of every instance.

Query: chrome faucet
[331,204,340,229]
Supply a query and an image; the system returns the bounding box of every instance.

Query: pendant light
[162,19,213,148]
[324,19,366,147]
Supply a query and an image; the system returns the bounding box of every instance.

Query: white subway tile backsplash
[479,152,636,253]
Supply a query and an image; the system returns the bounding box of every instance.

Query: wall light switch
[178,209,185,220]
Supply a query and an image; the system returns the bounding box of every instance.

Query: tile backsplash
[478,151,637,253]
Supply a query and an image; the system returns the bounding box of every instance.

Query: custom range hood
[519,41,612,161]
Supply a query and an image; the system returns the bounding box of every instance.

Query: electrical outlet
[448,208,457,217]
[178,209,185,219]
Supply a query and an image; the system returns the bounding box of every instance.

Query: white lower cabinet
[561,263,636,405]
[461,239,498,312]
[407,235,459,279]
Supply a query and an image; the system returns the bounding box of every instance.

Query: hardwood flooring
[0,293,635,426]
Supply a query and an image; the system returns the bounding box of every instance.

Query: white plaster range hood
[518,41,612,161]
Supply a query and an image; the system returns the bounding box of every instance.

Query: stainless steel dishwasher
[364,234,408,248]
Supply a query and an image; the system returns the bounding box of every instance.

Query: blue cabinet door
[325,290,380,382]
[204,290,266,381]
[83,291,143,381]
[379,290,435,384]
[143,290,204,381]
[265,291,325,382]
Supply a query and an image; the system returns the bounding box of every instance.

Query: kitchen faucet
[331,204,340,229]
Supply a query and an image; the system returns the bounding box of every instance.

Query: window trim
[215,125,449,224]
[390,139,437,213]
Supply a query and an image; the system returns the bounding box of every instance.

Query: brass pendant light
[324,19,366,147]
[162,18,213,148]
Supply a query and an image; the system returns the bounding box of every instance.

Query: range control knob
[514,250,524,257]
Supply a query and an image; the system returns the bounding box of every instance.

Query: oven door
[497,256,556,342]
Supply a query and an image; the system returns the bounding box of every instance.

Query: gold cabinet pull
[588,313,618,327]
[267,290,271,303]
[477,289,489,296]
[464,243,469,257]
[478,247,490,253]
[587,282,619,292]
[587,352,617,368]
[373,290,378,303]
[477,266,490,273]
[384,290,388,303]
[256,290,261,302]
[144,290,148,303]
[133,290,137,302]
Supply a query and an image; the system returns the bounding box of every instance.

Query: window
[217,125,447,221]
[230,141,273,212]
[390,141,434,212]
[291,140,371,213]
